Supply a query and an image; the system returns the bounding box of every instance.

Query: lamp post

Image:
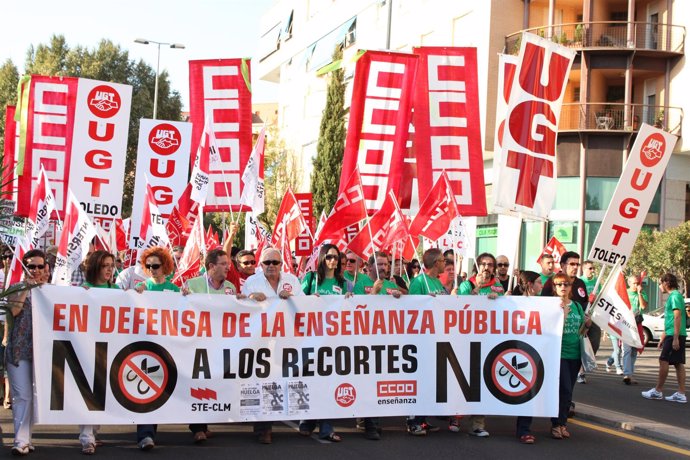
[134,38,185,119]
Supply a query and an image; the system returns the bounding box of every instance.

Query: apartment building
[255,0,688,273]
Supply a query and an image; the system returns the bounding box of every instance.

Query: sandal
[560,426,570,439]
[519,434,535,444]
[551,426,563,439]
[322,432,343,442]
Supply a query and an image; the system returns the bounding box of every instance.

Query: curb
[573,402,690,448]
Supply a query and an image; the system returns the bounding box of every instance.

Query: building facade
[255,0,688,283]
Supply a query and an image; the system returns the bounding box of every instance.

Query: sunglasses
[240,260,256,266]
[347,258,357,264]
[324,254,339,261]
[497,263,509,267]
[410,265,420,269]
[27,264,45,270]
[145,264,162,270]
[262,260,281,266]
[553,282,571,287]
[567,262,581,267]
[2,254,12,260]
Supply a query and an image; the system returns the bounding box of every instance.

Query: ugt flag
[52,190,97,286]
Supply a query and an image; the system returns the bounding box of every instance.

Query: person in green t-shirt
[550,272,591,440]
[642,273,686,403]
[299,244,346,442]
[353,252,402,298]
[622,275,648,384]
[342,251,362,285]
[579,260,598,298]
[408,248,447,296]
[81,250,119,290]
[135,247,180,293]
[538,254,555,286]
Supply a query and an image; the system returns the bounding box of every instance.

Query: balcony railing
[505,21,685,55]
[559,102,683,134]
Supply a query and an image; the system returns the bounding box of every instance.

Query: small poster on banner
[261,381,285,415]
[288,380,311,415]
[239,383,262,417]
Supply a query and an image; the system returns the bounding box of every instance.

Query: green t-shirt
[562,301,584,359]
[141,279,180,292]
[458,277,505,296]
[580,276,597,296]
[409,273,445,295]
[186,276,237,295]
[301,273,347,295]
[539,273,552,286]
[82,282,119,289]
[664,290,687,336]
[343,271,357,283]
[627,289,648,315]
[353,275,400,295]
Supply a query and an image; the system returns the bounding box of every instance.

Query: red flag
[166,183,200,247]
[205,225,220,251]
[379,192,412,251]
[537,236,567,266]
[271,188,308,246]
[2,106,18,203]
[6,243,27,287]
[409,171,459,241]
[348,191,403,260]
[316,168,367,244]
[280,232,293,274]
[254,222,269,264]
[173,207,205,286]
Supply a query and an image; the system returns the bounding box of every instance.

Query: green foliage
[0,59,19,157]
[8,34,183,216]
[262,124,300,233]
[627,222,690,295]
[311,46,346,219]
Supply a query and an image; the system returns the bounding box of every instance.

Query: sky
[1,0,278,110]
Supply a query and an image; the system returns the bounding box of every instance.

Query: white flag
[25,166,57,249]
[239,126,266,215]
[189,119,222,205]
[52,190,97,286]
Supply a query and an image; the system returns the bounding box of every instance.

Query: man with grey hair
[242,247,304,443]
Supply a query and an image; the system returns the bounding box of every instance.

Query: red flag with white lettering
[52,190,97,286]
[537,236,567,266]
[409,171,459,241]
[271,188,308,246]
[189,59,253,212]
[347,191,401,260]
[6,242,27,287]
[413,47,487,216]
[339,50,418,213]
[166,183,200,247]
[136,180,170,250]
[25,166,57,249]
[317,168,367,245]
[173,207,205,286]
[493,33,576,219]
[205,225,221,251]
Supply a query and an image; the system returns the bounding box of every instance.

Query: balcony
[505,22,685,56]
[559,103,683,135]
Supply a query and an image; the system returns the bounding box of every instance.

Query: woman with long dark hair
[299,244,349,442]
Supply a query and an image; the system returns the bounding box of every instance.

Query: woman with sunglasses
[550,272,591,440]
[135,247,179,293]
[513,271,543,444]
[298,244,348,442]
[406,259,421,280]
[79,251,120,454]
[5,249,48,455]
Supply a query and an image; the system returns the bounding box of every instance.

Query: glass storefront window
[520,221,543,272]
[553,177,580,210]
[586,177,618,210]
[475,225,497,257]
[547,221,579,252]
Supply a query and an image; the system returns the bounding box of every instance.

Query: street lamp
[134,38,185,119]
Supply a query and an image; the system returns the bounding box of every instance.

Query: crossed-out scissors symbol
[498,355,529,389]
[126,358,160,395]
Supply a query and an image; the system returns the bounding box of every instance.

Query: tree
[628,222,690,296]
[310,46,347,218]
[262,124,300,233]
[11,34,183,216]
[0,59,19,157]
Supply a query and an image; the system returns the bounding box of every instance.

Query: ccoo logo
[87,85,121,118]
[639,133,665,167]
[148,123,181,155]
[334,383,356,407]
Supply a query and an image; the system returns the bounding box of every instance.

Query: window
[258,22,282,61]
[306,16,356,72]
[548,221,579,252]
[475,225,497,257]
[520,221,544,271]
[553,177,580,210]
[585,177,618,210]
[283,10,294,41]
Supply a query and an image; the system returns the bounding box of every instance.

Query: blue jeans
[607,335,622,370]
[299,419,335,438]
[551,358,580,427]
[137,424,157,442]
[623,344,638,376]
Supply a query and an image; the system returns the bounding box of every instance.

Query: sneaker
[576,373,586,384]
[641,388,663,400]
[407,424,427,436]
[605,363,611,373]
[421,422,440,433]
[664,392,687,404]
[138,437,155,451]
[616,368,624,375]
[470,428,490,437]
[448,416,462,433]
[11,446,29,456]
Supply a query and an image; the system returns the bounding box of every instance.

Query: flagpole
[365,218,380,280]
[5,242,31,278]
[586,262,609,315]
[451,220,458,291]
[508,213,523,294]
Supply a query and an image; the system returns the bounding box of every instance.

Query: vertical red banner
[294,192,313,257]
[339,50,418,213]
[413,47,486,217]
[16,76,79,218]
[189,59,253,212]
[2,106,17,203]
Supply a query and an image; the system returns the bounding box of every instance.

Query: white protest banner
[591,262,642,348]
[588,124,678,266]
[33,286,563,424]
[130,119,192,247]
[68,79,132,219]
[423,216,469,256]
